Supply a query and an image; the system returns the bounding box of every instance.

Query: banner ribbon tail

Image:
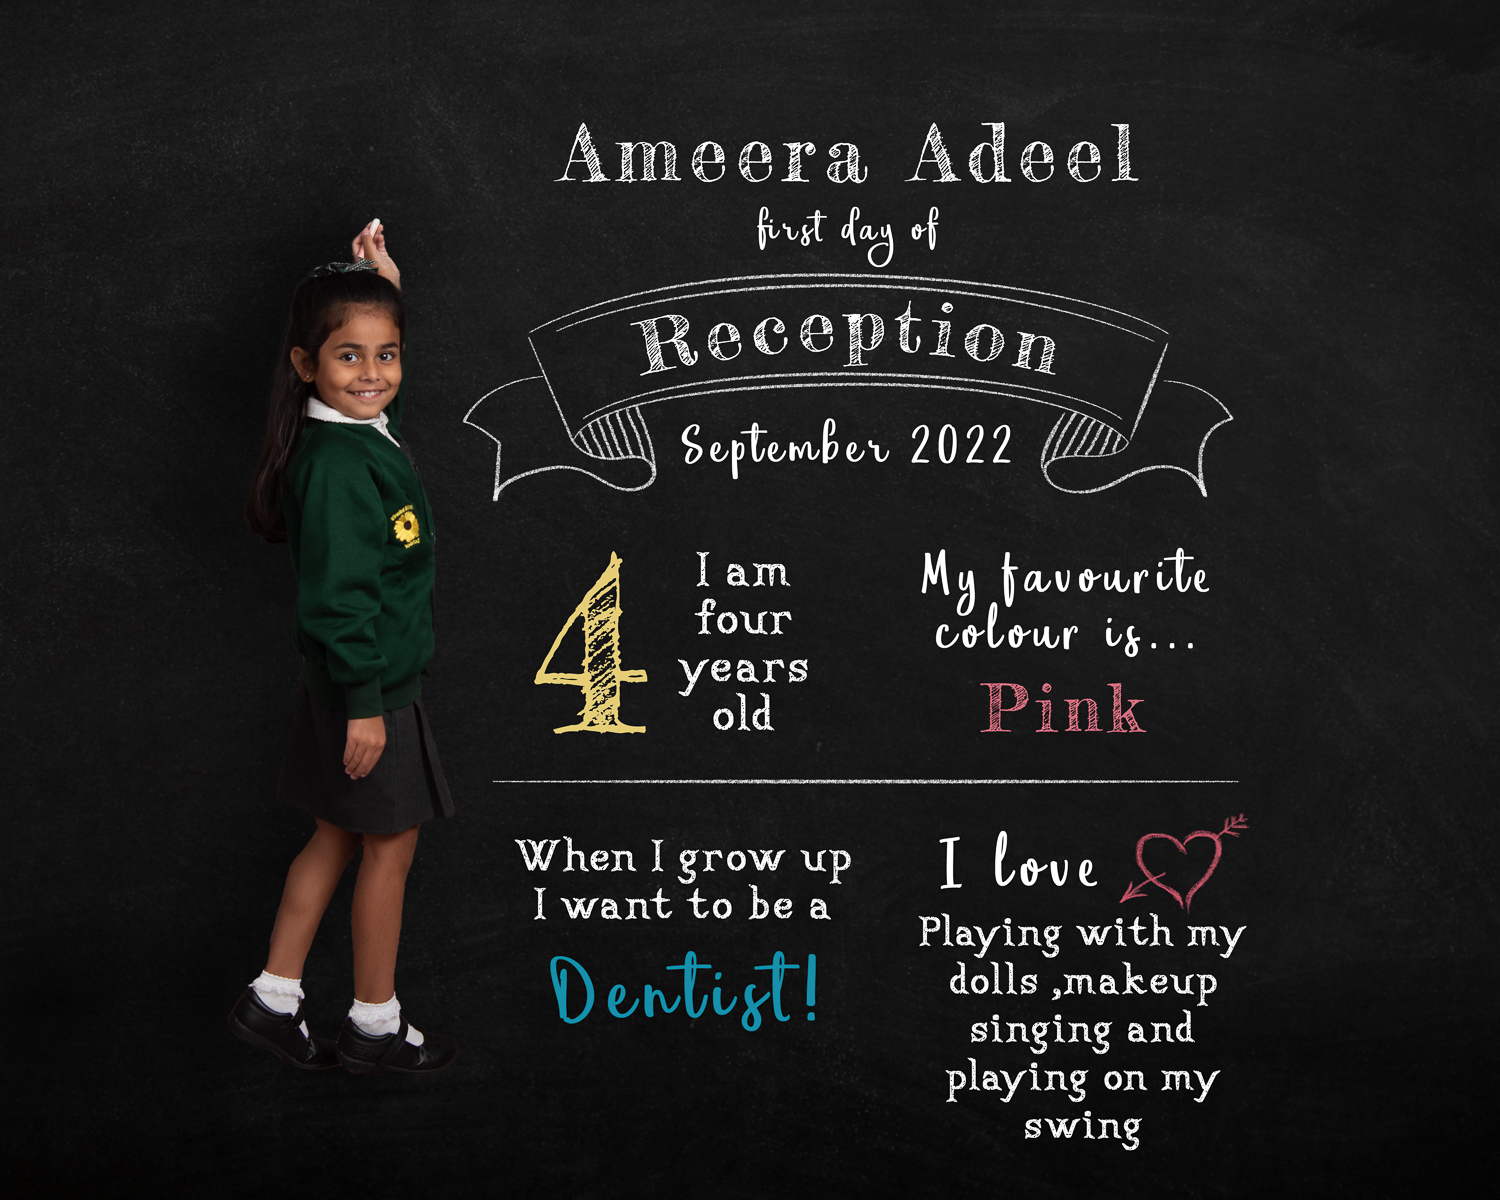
[1040,379,1233,497]
[463,377,657,500]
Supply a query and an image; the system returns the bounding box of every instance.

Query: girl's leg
[350,825,420,1003]
[265,818,362,978]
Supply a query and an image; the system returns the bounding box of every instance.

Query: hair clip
[307,259,380,278]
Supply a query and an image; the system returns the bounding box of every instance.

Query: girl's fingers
[349,743,385,778]
[344,730,366,774]
[350,219,382,261]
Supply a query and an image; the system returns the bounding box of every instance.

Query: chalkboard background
[4,2,1496,1194]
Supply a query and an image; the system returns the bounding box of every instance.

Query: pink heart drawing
[1135,831,1223,912]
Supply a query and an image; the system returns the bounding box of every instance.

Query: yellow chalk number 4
[535,552,647,733]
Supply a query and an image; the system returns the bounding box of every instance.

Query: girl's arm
[293,455,393,778]
[352,219,401,291]
[337,218,399,778]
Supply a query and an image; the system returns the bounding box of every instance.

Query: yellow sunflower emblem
[391,505,420,546]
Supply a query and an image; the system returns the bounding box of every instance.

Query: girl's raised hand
[352,219,401,291]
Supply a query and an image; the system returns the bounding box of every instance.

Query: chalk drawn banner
[463,273,1232,497]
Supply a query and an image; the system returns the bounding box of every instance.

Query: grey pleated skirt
[278,684,455,835]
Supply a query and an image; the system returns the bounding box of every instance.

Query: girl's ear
[290,345,315,382]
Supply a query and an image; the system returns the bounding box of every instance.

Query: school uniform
[276,389,454,834]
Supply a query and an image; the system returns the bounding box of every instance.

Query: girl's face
[291,309,403,420]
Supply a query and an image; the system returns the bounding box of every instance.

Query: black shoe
[227,988,340,1070]
[336,1016,458,1075]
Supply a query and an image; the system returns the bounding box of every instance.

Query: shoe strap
[253,989,307,1031]
[376,1018,409,1067]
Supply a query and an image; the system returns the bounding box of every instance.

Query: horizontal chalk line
[491,779,1238,785]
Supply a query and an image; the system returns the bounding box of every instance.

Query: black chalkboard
[4,2,1496,1194]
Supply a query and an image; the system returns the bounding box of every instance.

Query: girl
[230,221,457,1074]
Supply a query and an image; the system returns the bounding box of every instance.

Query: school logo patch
[391,504,420,547]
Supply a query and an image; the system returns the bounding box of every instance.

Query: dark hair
[245,270,405,541]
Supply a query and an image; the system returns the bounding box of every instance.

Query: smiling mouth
[349,388,386,399]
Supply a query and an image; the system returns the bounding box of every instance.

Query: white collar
[305,395,400,447]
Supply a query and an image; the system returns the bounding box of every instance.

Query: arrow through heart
[1120,813,1248,911]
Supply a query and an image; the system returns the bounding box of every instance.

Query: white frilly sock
[251,970,309,1038]
[349,994,424,1046]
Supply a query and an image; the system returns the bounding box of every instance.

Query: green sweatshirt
[283,390,436,718]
